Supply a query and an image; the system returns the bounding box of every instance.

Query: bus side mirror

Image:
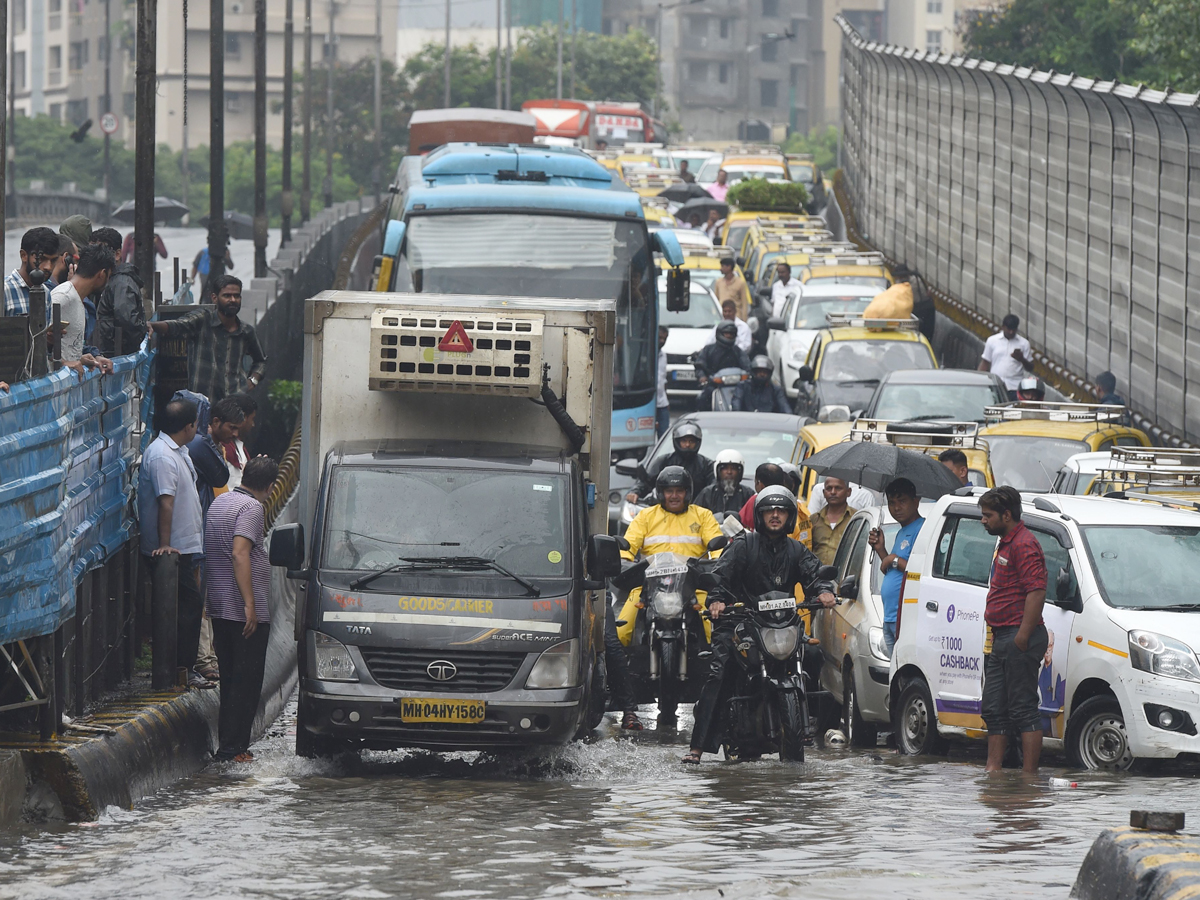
[666,268,691,312]
[382,219,406,256]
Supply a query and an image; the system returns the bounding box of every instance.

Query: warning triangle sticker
[437,320,474,353]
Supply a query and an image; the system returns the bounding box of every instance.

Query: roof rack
[785,153,814,161]
[682,246,735,260]
[851,418,984,449]
[1092,447,1200,491]
[824,313,920,330]
[750,215,826,226]
[804,253,888,269]
[763,231,836,244]
[983,401,1127,424]
[1106,490,1200,513]
[1106,446,1200,469]
[770,244,861,260]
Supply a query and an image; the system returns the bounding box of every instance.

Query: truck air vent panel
[369,307,545,396]
[359,648,528,693]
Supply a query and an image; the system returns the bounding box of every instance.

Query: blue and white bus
[372,142,685,454]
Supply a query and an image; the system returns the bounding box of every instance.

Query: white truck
[269,291,624,756]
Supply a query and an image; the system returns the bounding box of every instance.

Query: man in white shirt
[978,313,1034,398]
[655,325,670,437]
[770,263,803,318]
[707,298,752,352]
[50,243,114,378]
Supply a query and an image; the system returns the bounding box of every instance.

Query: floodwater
[0,700,1196,900]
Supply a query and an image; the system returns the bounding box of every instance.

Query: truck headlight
[652,591,684,618]
[314,632,359,682]
[869,626,889,661]
[1128,630,1200,683]
[525,639,580,689]
[760,625,800,661]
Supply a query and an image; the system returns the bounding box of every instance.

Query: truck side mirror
[796,365,814,383]
[839,574,859,601]
[666,267,691,312]
[1055,566,1083,613]
[588,534,623,581]
[269,523,306,573]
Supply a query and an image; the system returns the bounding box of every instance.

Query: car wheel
[1065,696,1134,771]
[844,662,879,749]
[894,677,946,756]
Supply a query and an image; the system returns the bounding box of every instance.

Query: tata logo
[426,659,457,681]
[946,604,956,623]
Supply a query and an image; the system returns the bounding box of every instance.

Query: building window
[12,52,25,91]
[601,17,612,35]
[719,18,730,38]
[761,37,778,62]
[688,61,708,81]
[48,0,62,30]
[97,36,108,62]
[639,16,657,36]
[67,99,88,125]
[718,62,730,84]
[762,0,779,17]
[760,79,778,107]
[48,46,62,85]
[13,0,26,35]
[69,40,89,71]
[226,92,242,113]
[926,30,942,52]
[49,103,63,122]
[226,33,242,59]
[688,16,706,37]
[927,1,943,12]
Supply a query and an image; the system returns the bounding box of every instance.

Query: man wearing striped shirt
[204,456,279,762]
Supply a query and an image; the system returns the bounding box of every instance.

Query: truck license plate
[399,698,486,724]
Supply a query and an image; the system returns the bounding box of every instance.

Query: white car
[657,277,723,401]
[891,490,1200,770]
[1053,451,1115,495]
[663,228,715,251]
[765,282,883,399]
[696,160,790,188]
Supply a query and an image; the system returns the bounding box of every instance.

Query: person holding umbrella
[867,478,924,657]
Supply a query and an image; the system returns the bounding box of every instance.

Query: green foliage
[1131,1,1200,92]
[782,125,840,173]
[725,178,809,212]
[267,378,303,430]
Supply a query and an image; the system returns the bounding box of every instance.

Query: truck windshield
[398,213,655,407]
[323,468,569,579]
[1081,524,1200,610]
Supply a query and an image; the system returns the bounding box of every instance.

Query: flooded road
[0,700,1195,899]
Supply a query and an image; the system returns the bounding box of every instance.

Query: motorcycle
[707,367,750,411]
[611,537,726,716]
[702,576,837,763]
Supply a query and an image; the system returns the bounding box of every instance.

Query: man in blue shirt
[867,477,924,656]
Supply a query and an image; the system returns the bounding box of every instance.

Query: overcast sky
[397,0,505,30]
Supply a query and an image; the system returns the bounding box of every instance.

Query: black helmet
[672,421,703,458]
[716,321,738,345]
[754,485,798,535]
[656,465,693,508]
[750,354,774,374]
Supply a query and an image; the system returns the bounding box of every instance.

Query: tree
[782,125,839,173]
[1131,1,1200,91]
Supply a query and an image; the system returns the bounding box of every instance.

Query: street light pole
[374,0,382,205]
[443,0,451,107]
[505,0,511,109]
[208,0,226,289]
[556,0,563,99]
[282,0,294,245]
[495,0,501,109]
[134,0,157,316]
[253,0,267,278]
[301,0,312,223]
[569,0,576,99]
[324,0,334,209]
[104,0,111,204]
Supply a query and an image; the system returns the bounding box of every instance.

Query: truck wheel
[844,663,879,749]
[577,656,606,738]
[778,691,806,762]
[1065,696,1134,771]
[894,677,946,756]
[295,701,347,760]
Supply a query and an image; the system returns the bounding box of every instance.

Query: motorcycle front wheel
[657,640,681,713]
[778,690,806,763]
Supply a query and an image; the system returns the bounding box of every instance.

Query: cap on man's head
[59,215,92,248]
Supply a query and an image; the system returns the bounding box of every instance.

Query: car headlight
[314,632,359,682]
[621,499,646,525]
[869,626,890,661]
[525,639,580,689]
[1128,631,1200,683]
[652,591,684,618]
[760,625,800,661]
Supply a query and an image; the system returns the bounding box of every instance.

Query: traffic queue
[597,139,1200,773]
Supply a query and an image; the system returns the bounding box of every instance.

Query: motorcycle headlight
[760,625,800,661]
[869,627,889,661]
[314,632,359,682]
[1128,630,1200,683]
[652,591,685,618]
[525,639,581,689]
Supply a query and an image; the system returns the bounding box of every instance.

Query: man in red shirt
[979,486,1048,774]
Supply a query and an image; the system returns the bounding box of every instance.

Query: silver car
[813,505,897,748]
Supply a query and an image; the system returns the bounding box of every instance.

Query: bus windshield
[397,212,655,407]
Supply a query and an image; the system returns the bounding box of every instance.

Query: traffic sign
[99,112,119,135]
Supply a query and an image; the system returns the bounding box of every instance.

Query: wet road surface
[0,699,1195,899]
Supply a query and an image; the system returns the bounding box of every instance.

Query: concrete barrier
[1072,824,1200,900]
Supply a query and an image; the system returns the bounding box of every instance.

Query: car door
[816,516,866,696]
[833,518,873,681]
[1025,520,1079,740]
[917,509,994,730]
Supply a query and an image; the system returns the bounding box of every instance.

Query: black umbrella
[199,210,255,241]
[657,182,711,204]
[675,197,729,222]
[111,196,190,224]
[802,441,965,500]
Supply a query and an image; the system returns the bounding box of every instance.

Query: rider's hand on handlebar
[817,592,837,609]
[625,491,639,503]
[707,600,726,620]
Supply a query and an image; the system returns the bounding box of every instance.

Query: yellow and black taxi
[799,254,892,292]
[793,313,937,420]
[790,419,854,505]
[721,210,820,252]
[979,401,1151,492]
[735,215,830,262]
[849,418,995,487]
[785,153,827,211]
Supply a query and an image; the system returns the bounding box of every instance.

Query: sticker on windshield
[547,550,563,564]
[533,484,553,492]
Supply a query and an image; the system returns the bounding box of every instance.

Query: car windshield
[688,269,721,291]
[725,167,787,184]
[790,297,873,329]
[788,165,815,184]
[871,383,1003,422]
[649,423,797,475]
[323,467,569,578]
[1081,524,1200,609]
[657,282,722,328]
[697,159,721,182]
[984,435,1090,492]
[818,340,934,382]
[398,213,655,403]
[673,153,719,172]
[805,275,890,290]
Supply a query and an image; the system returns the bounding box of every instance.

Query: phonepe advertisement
[917,586,986,701]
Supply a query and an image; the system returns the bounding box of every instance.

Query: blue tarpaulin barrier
[0,346,152,645]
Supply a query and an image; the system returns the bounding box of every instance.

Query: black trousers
[211,618,271,758]
[690,622,737,752]
[146,553,205,674]
[605,602,638,713]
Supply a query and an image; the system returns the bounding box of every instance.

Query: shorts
[981,624,1048,736]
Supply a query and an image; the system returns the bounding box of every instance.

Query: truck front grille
[359,648,529,693]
